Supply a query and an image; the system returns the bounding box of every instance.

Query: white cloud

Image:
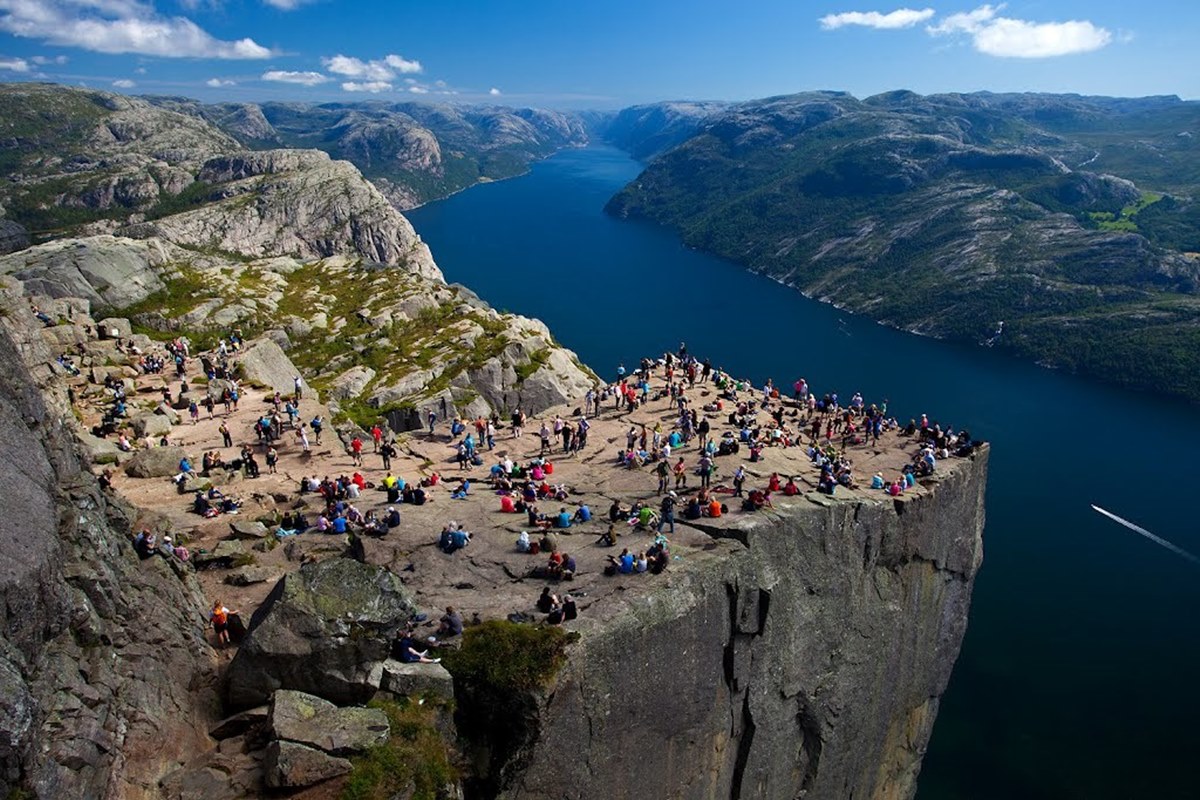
[206,77,236,87]
[820,7,934,30]
[321,53,422,83]
[263,0,312,8]
[342,80,391,93]
[383,53,421,74]
[0,0,273,59]
[927,5,1112,57]
[133,65,145,74]
[0,56,29,71]
[974,18,1111,57]
[927,4,999,34]
[262,69,328,85]
[407,85,428,94]
[112,78,135,88]
[30,54,68,65]
[489,87,501,96]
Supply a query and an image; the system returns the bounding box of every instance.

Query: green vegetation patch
[342,697,458,800]
[443,620,572,693]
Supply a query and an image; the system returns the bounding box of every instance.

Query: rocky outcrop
[125,445,189,478]
[0,235,171,309]
[0,220,29,255]
[0,283,213,800]
[264,740,351,789]
[269,689,390,755]
[230,339,310,399]
[123,149,442,281]
[499,449,988,800]
[226,557,417,708]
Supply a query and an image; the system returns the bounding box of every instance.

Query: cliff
[504,448,987,800]
[0,282,214,799]
[0,82,988,800]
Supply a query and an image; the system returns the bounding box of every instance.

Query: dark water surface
[408,146,1200,799]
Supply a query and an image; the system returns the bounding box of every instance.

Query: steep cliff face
[504,448,987,800]
[0,283,215,799]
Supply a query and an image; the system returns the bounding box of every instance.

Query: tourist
[396,630,440,664]
[211,600,239,647]
[436,606,464,638]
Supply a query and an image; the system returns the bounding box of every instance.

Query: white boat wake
[1091,505,1200,566]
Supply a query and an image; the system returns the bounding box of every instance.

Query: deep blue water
[408,146,1200,799]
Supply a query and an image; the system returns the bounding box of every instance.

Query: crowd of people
[70,309,978,650]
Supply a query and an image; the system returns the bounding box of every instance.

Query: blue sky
[0,0,1195,108]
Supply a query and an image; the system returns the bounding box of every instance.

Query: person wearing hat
[384,507,401,529]
[658,491,677,534]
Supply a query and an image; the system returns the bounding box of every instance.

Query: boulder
[130,412,172,439]
[226,557,417,708]
[40,324,89,348]
[206,378,234,402]
[208,705,269,741]
[263,740,351,789]
[154,402,181,424]
[125,445,188,478]
[282,535,348,563]
[269,689,389,755]
[97,317,132,339]
[77,432,122,465]
[379,659,455,702]
[193,540,247,570]
[228,520,269,540]
[224,566,273,586]
[232,339,316,401]
[329,365,376,400]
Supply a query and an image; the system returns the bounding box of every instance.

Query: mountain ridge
[605,89,1200,402]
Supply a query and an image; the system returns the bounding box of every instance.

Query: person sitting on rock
[553,507,572,529]
[450,479,470,500]
[608,499,628,522]
[559,552,577,580]
[606,548,635,575]
[547,597,565,625]
[516,531,532,553]
[134,528,156,560]
[536,587,558,613]
[436,606,464,638]
[597,524,618,547]
[447,524,471,552]
[500,493,517,513]
[783,477,800,496]
[385,507,401,529]
[573,504,592,524]
[396,631,440,664]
